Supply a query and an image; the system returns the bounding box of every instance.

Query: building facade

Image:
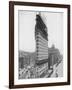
[48,45,62,69]
[35,13,49,78]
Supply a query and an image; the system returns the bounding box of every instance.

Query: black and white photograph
[9,1,70,88]
[18,11,63,79]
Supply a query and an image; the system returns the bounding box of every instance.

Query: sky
[18,10,63,54]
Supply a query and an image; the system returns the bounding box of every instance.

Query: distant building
[19,51,36,79]
[35,13,48,78]
[48,45,62,69]
[19,56,24,69]
[19,51,36,69]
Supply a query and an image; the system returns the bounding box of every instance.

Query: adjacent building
[48,45,62,69]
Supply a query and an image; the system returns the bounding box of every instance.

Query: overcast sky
[18,10,63,54]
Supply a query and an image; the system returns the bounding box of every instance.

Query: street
[50,60,63,77]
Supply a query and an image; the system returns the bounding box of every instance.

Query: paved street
[56,60,63,77]
[50,60,63,77]
[19,60,63,79]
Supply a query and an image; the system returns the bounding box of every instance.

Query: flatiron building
[35,13,48,78]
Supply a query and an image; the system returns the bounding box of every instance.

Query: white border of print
[14,5,67,85]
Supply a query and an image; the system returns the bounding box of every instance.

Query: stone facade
[35,14,48,78]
